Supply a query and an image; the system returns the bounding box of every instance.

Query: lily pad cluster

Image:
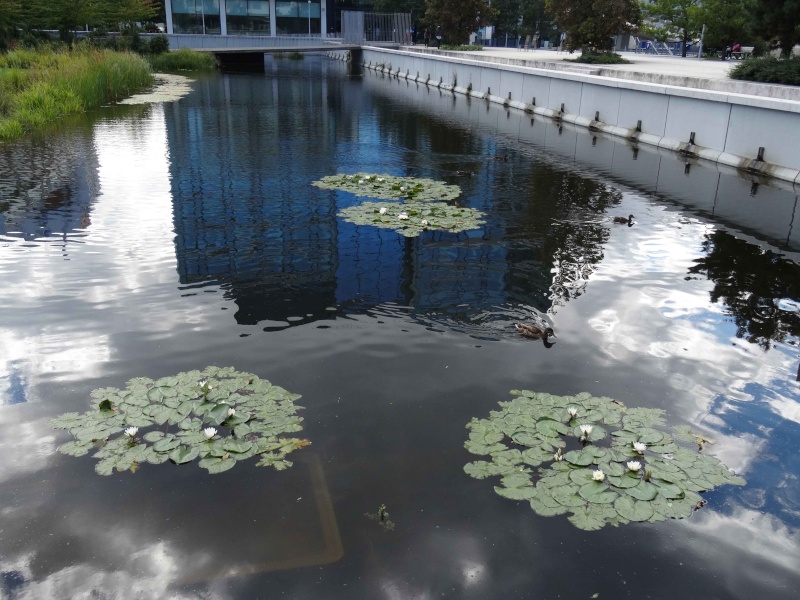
[337,200,486,238]
[313,172,485,238]
[312,173,461,202]
[50,367,310,476]
[464,391,745,531]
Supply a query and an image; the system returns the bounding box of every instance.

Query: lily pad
[338,200,486,238]
[463,390,746,531]
[50,367,310,476]
[312,173,461,202]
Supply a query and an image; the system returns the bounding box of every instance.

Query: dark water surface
[1,56,799,599]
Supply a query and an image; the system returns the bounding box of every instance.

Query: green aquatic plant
[312,173,462,202]
[50,367,310,476]
[464,391,745,531]
[338,200,486,238]
[365,504,395,531]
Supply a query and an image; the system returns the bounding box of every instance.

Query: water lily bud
[379,207,387,215]
[203,427,217,439]
[626,460,642,472]
[633,441,647,454]
[592,469,605,482]
[553,451,563,462]
[124,426,138,437]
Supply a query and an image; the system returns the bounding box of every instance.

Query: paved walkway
[404,46,800,102]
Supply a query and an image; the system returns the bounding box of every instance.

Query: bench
[731,46,754,59]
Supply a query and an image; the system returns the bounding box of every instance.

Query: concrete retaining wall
[327,47,800,186]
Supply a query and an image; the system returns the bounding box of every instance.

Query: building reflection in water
[164,58,620,332]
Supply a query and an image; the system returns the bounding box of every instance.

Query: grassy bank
[148,48,218,71]
[0,48,153,140]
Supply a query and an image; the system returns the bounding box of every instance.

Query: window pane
[275,2,299,17]
[249,1,270,16]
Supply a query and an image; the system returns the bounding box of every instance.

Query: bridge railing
[159,34,344,50]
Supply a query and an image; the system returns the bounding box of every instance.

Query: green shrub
[729,56,800,85]
[148,48,218,71]
[566,52,630,64]
[287,51,304,60]
[440,44,483,51]
[148,35,169,55]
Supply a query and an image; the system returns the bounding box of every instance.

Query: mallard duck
[514,323,557,342]
[613,214,634,225]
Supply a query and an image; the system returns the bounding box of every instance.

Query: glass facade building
[166,0,329,36]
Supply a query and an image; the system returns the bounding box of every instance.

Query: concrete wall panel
[663,96,731,150]
[521,74,551,109]
[499,71,525,103]
[617,89,669,137]
[725,105,800,171]
[578,85,622,126]
[547,79,583,114]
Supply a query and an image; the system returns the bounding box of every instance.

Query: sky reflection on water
[0,57,799,599]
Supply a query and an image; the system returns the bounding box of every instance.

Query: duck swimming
[613,214,634,225]
[514,323,557,345]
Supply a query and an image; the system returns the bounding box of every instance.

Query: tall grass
[148,48,218,72]
[0,48,153,141]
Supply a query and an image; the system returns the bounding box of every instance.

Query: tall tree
[27,0,110,41]
[0,0,21,48]
[424,0,496,44]
[696,0,754,51]
[547,0,640,53]
[108,0,161,31]
[642,0,702,57]
[491,0,522,41]
[753,0,800,57]
[520,0,555,42]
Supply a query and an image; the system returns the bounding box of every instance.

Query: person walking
[435,25,442,48]
[424,27,430,48]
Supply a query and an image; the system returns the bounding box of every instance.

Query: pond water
[1,56,799,599]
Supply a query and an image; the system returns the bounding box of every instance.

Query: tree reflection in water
[689,231,800,350]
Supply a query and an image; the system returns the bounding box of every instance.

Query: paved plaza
[407,46,800,101]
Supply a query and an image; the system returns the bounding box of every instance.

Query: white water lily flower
[633,441,647,454]
[400,186,406,192]
[592,469,605,482]
[198,379,207,388]
[553,451,563,462]
[567,407,579,419]
[203,427,217,439]
[579,424,594,437]
[378,178,385,182]
[124,426,138,437]
[227,407,236,418]
[398,213,409,220]
[627,461,642,472]
[421,219,429,226]
[379,207,387,215]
